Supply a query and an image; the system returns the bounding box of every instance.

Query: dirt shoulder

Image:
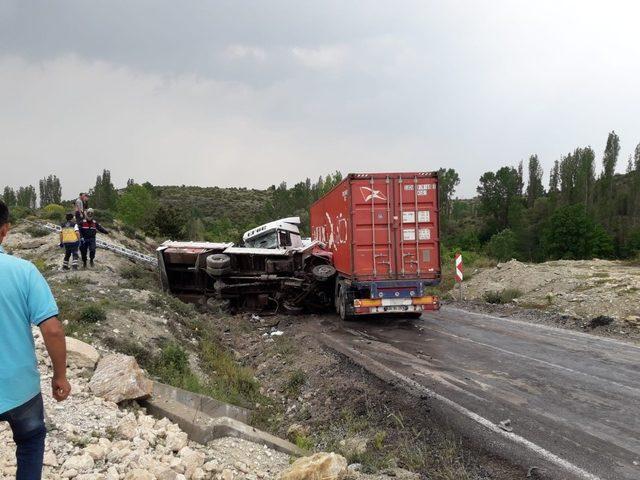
[209,312,524,480]
[452,258,640,343]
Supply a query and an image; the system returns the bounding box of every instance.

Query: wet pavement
[320,306,640,480]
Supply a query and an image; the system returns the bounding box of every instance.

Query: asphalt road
[320,306,640,480]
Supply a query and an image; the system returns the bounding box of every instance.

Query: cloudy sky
[1,1,639,198]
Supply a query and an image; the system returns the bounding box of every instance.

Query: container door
[393,174,440,279]
[351,175,396,279]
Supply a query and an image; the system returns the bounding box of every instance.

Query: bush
[483,288,522,304]
[41,204,67,221]
[25,225,50,238]
[78,305,107,323]
[485,229,518,262]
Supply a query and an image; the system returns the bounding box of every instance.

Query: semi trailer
[310,172,441,319]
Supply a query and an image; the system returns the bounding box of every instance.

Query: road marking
[420,324,640,396]
[324,334,603,480]
[445,306,640,352]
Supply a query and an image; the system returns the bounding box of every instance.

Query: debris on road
[498,419,513,432]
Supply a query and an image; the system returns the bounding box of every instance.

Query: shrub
[485,229,518,262]
[483,288,522,304]
[78,305,107,323]
[41,204,67,221]
[25,225,50,238]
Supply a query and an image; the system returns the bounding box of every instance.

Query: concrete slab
[143,381,303,456]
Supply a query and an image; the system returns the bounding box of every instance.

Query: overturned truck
[157,217,336,313]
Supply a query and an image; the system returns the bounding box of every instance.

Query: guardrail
[25,220,158,267]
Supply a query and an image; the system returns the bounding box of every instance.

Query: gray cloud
[1,1,639,198]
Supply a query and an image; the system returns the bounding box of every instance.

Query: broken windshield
[245,231,279,249]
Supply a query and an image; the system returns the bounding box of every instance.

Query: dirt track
[319,306,640,480]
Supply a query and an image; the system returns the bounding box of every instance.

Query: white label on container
[419,228,431,240]
[403,229,416,241]
[417,184,435,196]
[402,211,415,223]
[404,184,414,191]
[418,210,430,222]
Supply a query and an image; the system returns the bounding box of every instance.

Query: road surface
[320,306,640,480]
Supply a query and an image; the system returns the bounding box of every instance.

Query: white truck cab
[243,217,304,249]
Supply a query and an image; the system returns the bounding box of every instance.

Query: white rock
[61,454,95,474]
[88,354,153,403]
[124,469,156,480]
[165,431,188,452]
[66,337,101,369]
[84,443,107,461]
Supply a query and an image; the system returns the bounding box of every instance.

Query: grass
[78,305,107,323]
[119,264,159,290]
[148,292,196,319]
[284,370,306,397]
[483,288,522,304]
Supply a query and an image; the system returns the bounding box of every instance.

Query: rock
[220,469,234,480]
[339,436,368,456]
[116,416,139,440]
[88,354,153,403]
[280,452,348,480]
[84,443,107,461]
[61,454,95,474]
[165,431,189,452]
[66,337,101,369]
[286,423,309,440]
[43,450,59,466]
[179,446,205,477]
[125,469,156,480]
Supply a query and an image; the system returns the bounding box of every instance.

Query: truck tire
[207,266,230,277]
[206,254,231,269]
[338,286,353,321]
[312,264,336,282]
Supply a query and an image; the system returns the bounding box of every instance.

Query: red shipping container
[310,172,441,319]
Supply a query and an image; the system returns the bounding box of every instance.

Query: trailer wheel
[206,266,230,277]
[337,286,353,321]
[207,254,231,269]
[312,264,336,282]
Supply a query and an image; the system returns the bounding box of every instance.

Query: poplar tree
[526,155,544,207]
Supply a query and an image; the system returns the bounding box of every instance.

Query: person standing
[74,193,88,224]
[79,208,110,268]
[0,199,71,480]
[59,213,80,270]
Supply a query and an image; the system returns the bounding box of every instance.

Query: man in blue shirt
[0,200,71,480]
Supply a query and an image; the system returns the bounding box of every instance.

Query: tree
[574,147,595,211]
[438,168,460,230]
[92,170,118,210]
[485,229,518,261]
[477,166,523,237]
[16,186,37,209]
[116,184,158,230]
[184,217,205,241]
[542,204,613,259]
[602,131,620,181]
[2,186,16,206]
[153,205,184,239]
[526,155,544,207]
[38,175,62,207]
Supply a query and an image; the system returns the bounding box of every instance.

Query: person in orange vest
[59,213,80,270]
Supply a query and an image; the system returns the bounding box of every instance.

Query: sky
[1,1,640,199]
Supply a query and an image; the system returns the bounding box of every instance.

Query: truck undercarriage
[157,218,336,313]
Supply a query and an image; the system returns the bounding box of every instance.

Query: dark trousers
[80,237,96,264]
[63,242,79,269]
[0,394,46,480]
